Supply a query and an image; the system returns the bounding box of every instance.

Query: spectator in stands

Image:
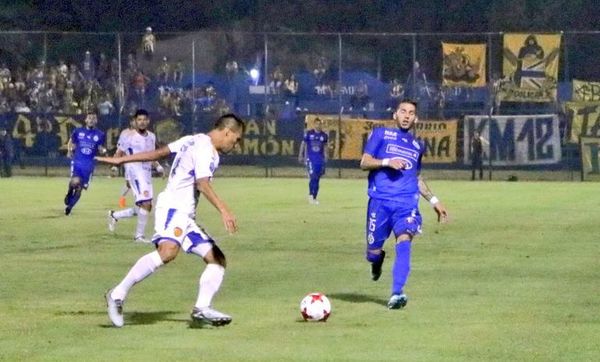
[269,66,284,95]
[0,63,11,87]
[98,94,115,116]
[225,60,238,80]
[0,125,14,177]
[157,56,170,85]
[142,27,156,60]
[82,50,95,81]
[283,74,299,110]
[131,70,150,106]
[173,60,184,84]
[312,56,328,85]
[350,79,370,111]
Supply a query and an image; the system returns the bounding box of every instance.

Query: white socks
[135,208,149,239]
[194,264,225,309]
[111,251,164,301]
[113,207,136,220]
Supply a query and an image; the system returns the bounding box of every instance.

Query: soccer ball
[300,292,331,322]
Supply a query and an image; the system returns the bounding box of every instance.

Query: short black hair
[134,109,149,117]
[214,113,246,134]
[397,98,418,110]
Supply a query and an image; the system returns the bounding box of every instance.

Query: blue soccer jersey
[363,127,424,206]
[70,127,105,187]
[304,129,328,163]
[71,127,106,163]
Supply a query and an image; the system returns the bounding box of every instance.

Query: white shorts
[127,169,153,205]
[151,206,214,256]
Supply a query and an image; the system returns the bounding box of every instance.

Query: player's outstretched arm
[418,175,449,223]
[196,177,238,234]
[96,146,171,165]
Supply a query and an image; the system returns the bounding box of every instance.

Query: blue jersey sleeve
[363,128,382,156]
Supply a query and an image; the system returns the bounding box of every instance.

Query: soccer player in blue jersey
[63,111,107,215]
[298,118,328,204]
[360,99,448,309]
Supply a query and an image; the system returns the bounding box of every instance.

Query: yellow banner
[580,137,600,181]
[415,120,457,163]
[500,33,561,102]
[564,101,600,143]
[572,79,600,101]
[442,43,486,87]
[304,115,457,163]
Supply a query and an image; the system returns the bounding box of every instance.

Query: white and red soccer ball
[300,292,331,322]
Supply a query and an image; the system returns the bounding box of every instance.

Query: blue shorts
[307,159,325,177]
[70,161,95,189]
[365,197,422,250]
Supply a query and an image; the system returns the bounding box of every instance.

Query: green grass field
[0,176,598,361]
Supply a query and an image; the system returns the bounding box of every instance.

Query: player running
[63,111,107,215]
[99,113,245,328]
[107,109,164,243]
[360,99,448,309]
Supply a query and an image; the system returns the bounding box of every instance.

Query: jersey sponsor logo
[384,130,397,140]
[385,144,419,161]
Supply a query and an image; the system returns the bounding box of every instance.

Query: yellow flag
[500,33,561,102]
[572,79,600,101]
[442,43,486,87]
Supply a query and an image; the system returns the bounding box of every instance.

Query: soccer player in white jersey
[97,113,245,328]
[113,118,136,208]
[107,109,164,243]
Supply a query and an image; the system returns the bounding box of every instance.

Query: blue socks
[392,241,411,295]
[309,177,320,199]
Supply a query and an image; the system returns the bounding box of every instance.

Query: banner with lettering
[563,101,600,143]
[580,137,600,181]
[572,79,600,101]
[442,43,486,87]
[500,33,561,102]
[463,114,561,165]
[305,115,457,163]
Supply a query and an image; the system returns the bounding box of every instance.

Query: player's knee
[157,241,179,263]
[366,249,382,262]
[207,244,227,267]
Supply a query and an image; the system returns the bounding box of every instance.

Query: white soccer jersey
[119,130,157,174]
[156,134,219,216]
[116,129,135,178]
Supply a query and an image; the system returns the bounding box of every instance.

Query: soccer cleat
[105,289,124,327]
[107,210,117,232]
[308,195,314,204]
[387,294,408,310]
[64,206,72,216]
[64,193,69,206]
[371,250,386,281]
[133,236,151,244]
[118,196,126,208]
[190,307,232,327]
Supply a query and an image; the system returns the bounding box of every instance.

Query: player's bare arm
[97,146,171,165]
[298,140,306,163]
[66,139,74,159]
[360,153,406,170]
[418,175,449,223]
[196,177,238,234]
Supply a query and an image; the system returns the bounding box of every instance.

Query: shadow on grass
[328,292,388,306]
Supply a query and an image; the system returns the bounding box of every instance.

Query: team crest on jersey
[93,135,99,142]
[173,227,183,237]
[412,140,421,150]
[143,190,150,197]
